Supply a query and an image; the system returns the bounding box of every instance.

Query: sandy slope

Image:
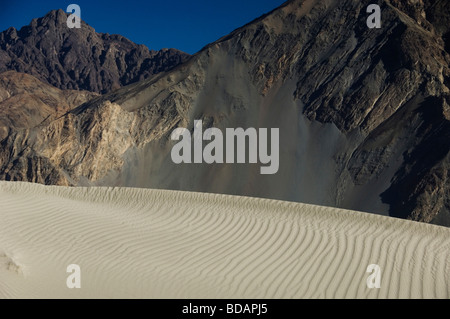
[0,181,448,299]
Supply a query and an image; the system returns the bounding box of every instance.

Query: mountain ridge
[0,9,190,94]
[1,0,449,226]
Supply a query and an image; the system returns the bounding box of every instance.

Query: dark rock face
[0,0,449,226]
[0,9,190,93]
[0,71,99,132]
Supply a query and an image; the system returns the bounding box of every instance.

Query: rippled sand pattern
[0,181,449,298]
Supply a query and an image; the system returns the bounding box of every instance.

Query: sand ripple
[0,181,448,298]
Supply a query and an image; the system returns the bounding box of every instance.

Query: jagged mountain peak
[0,8,190,93]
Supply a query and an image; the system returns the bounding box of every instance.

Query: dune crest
[0,181,449,299]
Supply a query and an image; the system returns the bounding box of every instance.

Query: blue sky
[0,0,287,54]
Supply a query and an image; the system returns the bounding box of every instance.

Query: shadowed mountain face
[0,0,449,226]
[0,9,190,94]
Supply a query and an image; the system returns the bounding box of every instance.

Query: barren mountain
[0,9,190,93]
[0,71,98,133]
[1,0,449,225]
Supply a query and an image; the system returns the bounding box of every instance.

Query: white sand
[0,181,448,299]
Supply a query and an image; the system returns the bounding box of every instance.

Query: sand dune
[0,181,448,299]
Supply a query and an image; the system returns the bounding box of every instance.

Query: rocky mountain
[0,9,190,93]
[1,0,449,226]
[0,71,98,137]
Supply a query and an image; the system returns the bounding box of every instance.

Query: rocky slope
[0,71,98,132]
[0,0,449,226]
[0,9,190,93]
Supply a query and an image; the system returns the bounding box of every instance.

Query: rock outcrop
[0,71,98,132]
